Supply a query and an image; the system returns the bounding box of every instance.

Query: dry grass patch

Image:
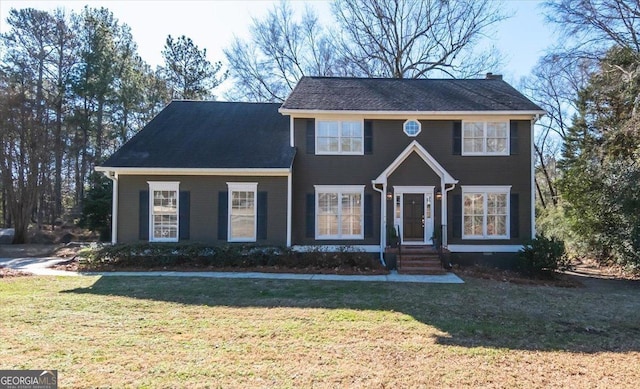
[1,276,639,387]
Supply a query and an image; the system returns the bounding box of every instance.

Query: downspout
[442,183,456,247]
[102,170,118,244]
[531,114,540,238]
[371,181,386,266]
[286,171,292,247]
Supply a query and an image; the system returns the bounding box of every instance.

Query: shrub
[518,234,570,276]
[79,243,383,272]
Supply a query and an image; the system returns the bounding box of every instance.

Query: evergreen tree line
[525,0,640,270]
[0,6,225,243]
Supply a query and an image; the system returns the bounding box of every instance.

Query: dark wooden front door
[403,194,424,241]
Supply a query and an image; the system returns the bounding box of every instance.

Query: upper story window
[316,120,363,155]
[403,119,421,137]
[148,181,180,242]
[462,121,509,155]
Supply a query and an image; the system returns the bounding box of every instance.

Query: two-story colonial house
[97,75,544,270]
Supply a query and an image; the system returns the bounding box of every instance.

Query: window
[315,185,364,239]
[316,120,363,154]
[148,182,179,242]
[228,183,258,242]
[403,119,421,137]
[462,186,510,239]
[462,121,509,155]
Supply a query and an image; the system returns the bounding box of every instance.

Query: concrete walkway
[0,257,464,284]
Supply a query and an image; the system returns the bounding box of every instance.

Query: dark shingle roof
[281,76,543,112]
[101,101,295,169]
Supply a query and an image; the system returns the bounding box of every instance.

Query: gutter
[101,170,118,244]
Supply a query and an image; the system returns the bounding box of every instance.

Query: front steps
[397,245,446,275]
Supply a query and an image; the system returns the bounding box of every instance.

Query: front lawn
[1,276,639,387]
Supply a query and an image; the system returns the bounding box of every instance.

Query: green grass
[1,275,639,387]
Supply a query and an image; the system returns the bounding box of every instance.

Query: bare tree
[332,0,506,78]
[225,0,507,101]
[225,1,339,102]
[545,0,640,54]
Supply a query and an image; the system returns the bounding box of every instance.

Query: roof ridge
[304,76,497,81]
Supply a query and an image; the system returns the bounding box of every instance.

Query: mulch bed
[0,266,32,278]
[52,258,390,275]
[453,265,583,288]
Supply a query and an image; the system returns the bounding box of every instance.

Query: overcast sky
[0,0,556,95]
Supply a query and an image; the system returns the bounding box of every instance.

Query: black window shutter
[453,121,462,155]
[306,119,315,154]
[510,121,519,155]
[306,193,315,238]
[452,194,462,238]
[364,121,373,154]
[139,190,149,240]
[179,191,190,240]
[510,193,520,238]
[257,191,268,240]
[364,193,373,238]
[217,191,228,241]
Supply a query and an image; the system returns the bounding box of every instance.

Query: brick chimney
[485,72,503,80]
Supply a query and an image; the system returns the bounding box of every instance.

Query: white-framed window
[462,121,509,155]
[227,183,258,242]
[316,119,363,154]
[315,185,364,239]
[148,181,179,242]
[462,186,510,239]
[403,119,421,137]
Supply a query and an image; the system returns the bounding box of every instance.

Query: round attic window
[403,119,421,137]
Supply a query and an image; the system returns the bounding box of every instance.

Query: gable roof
[100,101,295,170]
[280,76,544,113]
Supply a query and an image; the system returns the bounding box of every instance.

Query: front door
[403,194,424,242]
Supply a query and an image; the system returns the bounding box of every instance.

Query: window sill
[462,236,510,240]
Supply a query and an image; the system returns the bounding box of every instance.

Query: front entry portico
[372,140,458,250]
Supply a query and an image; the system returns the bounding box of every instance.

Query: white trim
[461,185,511,240]
[393,186,434,193]
[403,119,421,137]
[461,185,512,192]
[227,182,258,243]
[148,181,180,243]
[279,108,546,118]
[289,115,295,148]
[292,245,381,253]
[314,185,365,240]
[447,244,523,253]
[287,173,292,247]
[101,171,119,244]
[112,174,118,244]
[530,119,536,238]
[95,167,290,176]
[461,120,510,156]
[315,118,364,155]
[373,140,458,184]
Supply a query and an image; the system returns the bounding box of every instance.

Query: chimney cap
[485,72,503,80]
